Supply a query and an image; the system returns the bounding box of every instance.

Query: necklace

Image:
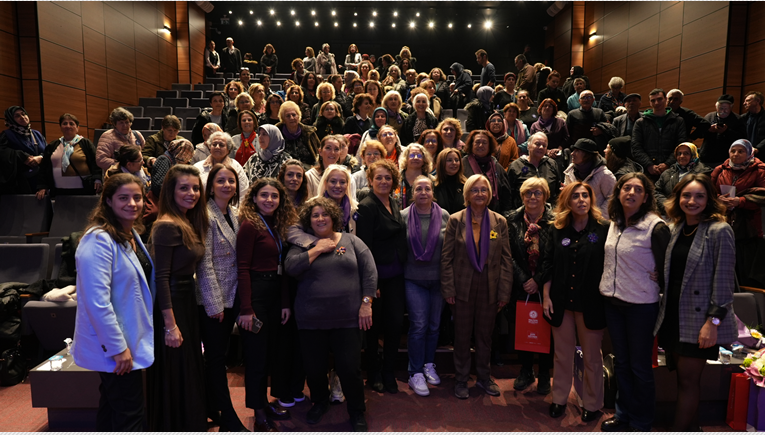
[683,224,698,236]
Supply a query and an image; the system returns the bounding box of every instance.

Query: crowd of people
[1,40,760,433]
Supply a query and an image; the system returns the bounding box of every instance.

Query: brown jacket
[440,208,513,304]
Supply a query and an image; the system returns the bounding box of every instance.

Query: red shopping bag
[514,296,551,354]
[727,373,749,430]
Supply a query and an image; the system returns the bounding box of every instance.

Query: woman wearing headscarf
[0,105,47,193]
[150,138,194,199]
[655,143,712,213]
[243,124,292,182]
[711,139,765,287]
[359,107,389,150]
[486,111,519,170]
[449,62,473,110]
[465,86,494,132]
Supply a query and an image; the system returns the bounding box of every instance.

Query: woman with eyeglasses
[441,174,512,399]
[418,129,444,164]
[530,99,569,160]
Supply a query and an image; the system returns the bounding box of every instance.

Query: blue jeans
[404,279,444,375]
[604,298,659,431]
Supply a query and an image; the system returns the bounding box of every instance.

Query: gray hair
[109,107,134,124]
[668,88,684,99]
[207,131,234,152]
[608,76,625,88]
[528,131,549,146]
[398,143,433,174]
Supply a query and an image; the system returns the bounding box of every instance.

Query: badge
[588,232,599,243]
[562,238,571,247]
[353,211,359,221]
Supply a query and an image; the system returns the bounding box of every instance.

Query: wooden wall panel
[657,36,681,74]
[626,46,658,84]
[105,37,137,77]
[747,3,765,44]
[585,1,603,26]
[678,48,726,94]
[627,17,659,56]
[0,32,20,78]
[0,2,18,33]
[656,69,680,93]
[601,30,628,64]
[629,76,657,110]
[0,76,22,110]
[680,7,728,61]
[103,5,134,48]
[22,81,42,123]
[81,1,104,34]
[600,58,626,93]
[110,1,133,21]
[39,40,85,90]
[683,1,727,26]
[602,4,628,39]
[629,1,661,27]
[83,26,106,66]
[86,95,109,132]
[84,61,108,99]
[134,22,159,60]
[744,40,765,88]
[38,3,82,53]
[136,52,160,86]
[19,37,40,80]
[555,5,572,37]
[107,69,137,106]
[682,88,723,116]
[659,2,683,42]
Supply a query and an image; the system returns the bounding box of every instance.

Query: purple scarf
[387,109,403,124]
[467,154,500,206]
[324,192,352,229]
[281,124,303,141]
[465,207,491,272]
[407,202,443,262]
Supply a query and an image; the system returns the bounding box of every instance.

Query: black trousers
[300,328,365,417]
[270,307,306,400]
[240,274,281,410]
[97,370,145,432]
[364,274,406,374]
[199,297,242,428]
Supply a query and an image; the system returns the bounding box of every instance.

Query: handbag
[69,160,98,192]
[0,346,27,386]
[514,293,551,354]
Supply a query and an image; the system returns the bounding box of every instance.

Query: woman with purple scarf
[401,175,450,397]
[441,174,513,400]
[461,130,513,214]
[530,98,569,159]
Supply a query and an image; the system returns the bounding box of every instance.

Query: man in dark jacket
[699,94,746,168]
[221,37,242,74]
[667,88,710,140]
[450,62,473,109]
[612,93,642,137]
[561,66,590,99]
[631,88,688,180]
[565,90,615,153]
[742,91,765,155]
[514,54,536,97]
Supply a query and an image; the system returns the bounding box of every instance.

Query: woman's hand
[546,147,562,158]
[523,278,538,295]
[237,314,254,332]
[315,238,337,253]
[543,296,554,318]
[281,308,291,325]
[164,326,183,348]
[445,297,455,305]
[358,304,372,330]
[210,311,225,323]
[94,180,103,194]
[113,348,133,375]
[35,189,47,200]
[698,319,718,349]
[719,195,740,210]
[497,301,507,309]
[648,269,658,283]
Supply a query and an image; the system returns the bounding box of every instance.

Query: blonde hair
[463,174,492,207]
[399,143,433,175]
[552,182,603,229]
[279,101,302,123]
[519,177,550,202]
[316,164,358,210]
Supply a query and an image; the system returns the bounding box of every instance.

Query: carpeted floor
[2,358,733,432]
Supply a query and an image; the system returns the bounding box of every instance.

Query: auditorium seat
[0,195,52,237]
[175,107,201,120]
[734,293,760,326]
[164,98,189,109]
[152,118,165,131]
[93,129,107,145]
[215,84,226,91]
[48,196,100,238]
[270,84,281,92]
[22,300,77,359]
[185,118,197,130]
[123,106,144,118]
[144,106,173,119]
[171,83,193,91]
[0,236,26,244]
[274,73,290,78]
[0,243,49,284]
[179,130,192,139]
[189,98,209,108]
[49,242,62,281]
[131,117,151,130]
[206,77,225,86]
[194,83,214,92]
[442,109,454,119]
[139,97,162,107]
[180,90,203,99]
[456,109,468,132]
[156,90,179,99]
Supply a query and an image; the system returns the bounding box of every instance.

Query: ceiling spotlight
[448,23,453,28]
[393,11,398,17]
[467,24,472,28]
[369,21,374,27]
[392,23,396,28]
[249,10,253,15]
[269,9,275,15]
[311,10,316,16]
[276,21,281,26]
[331,10,336,16]
[484,20,492,29]
[228,10,232,14]
[354,12,358,16]
[409,21,415,28]
[290,10,295,16]
[334,22,338,27]
[238,20,243,25]
[416,12,420,17]
[314,21,319,26]
[373,11,377,16]
[428,21,434,28]
[257,20,262,26]
[295,21,300,26]
[353,22,357,27]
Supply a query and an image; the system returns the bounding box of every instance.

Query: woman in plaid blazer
[655,173,737,431]
[195,163,246,431]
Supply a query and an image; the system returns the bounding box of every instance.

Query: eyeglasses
[424,139,438,144]
[364,152,381,158]
[408,153,423,159]
[489,118,504,124]
[380,132,395,138]
[524,190,544,198]
[470,188,489,195]
[580,95,594,100]
[210,142,227,148]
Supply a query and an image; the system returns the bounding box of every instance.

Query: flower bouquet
[743,348,765,387]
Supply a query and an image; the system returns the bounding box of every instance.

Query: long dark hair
[154,164,209,248]
[205,163,240,207]
[238,178,297,239]
[85,173,145,244]
[608,172,658,230]
[278,158,309,206]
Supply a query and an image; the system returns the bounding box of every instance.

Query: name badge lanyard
[258,214,283,275]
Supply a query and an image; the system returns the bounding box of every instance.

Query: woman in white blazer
[71,173,155,431]
[195,163,246,431]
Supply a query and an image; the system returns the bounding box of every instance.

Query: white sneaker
[423,363,441,385]
[329,370,345,403]
[408,373,430,396]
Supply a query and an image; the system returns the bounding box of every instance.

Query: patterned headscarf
[4,106,32,136]
[729,139,754,170]
[165,138,194,164]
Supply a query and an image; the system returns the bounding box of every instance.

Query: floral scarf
[523,211,543,275]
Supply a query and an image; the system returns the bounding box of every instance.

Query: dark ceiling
[207,1,557,75]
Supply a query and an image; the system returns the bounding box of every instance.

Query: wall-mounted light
[589,30,598,38]
[163,24,171,32]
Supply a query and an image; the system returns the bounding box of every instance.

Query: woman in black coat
[355,159,408,394]
[399,93,438,145]
[343,94,373,136]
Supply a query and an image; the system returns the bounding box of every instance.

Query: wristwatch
[362,296,373,305]
[710,317,721,326]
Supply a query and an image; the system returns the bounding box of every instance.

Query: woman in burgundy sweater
[236,178,298,431]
